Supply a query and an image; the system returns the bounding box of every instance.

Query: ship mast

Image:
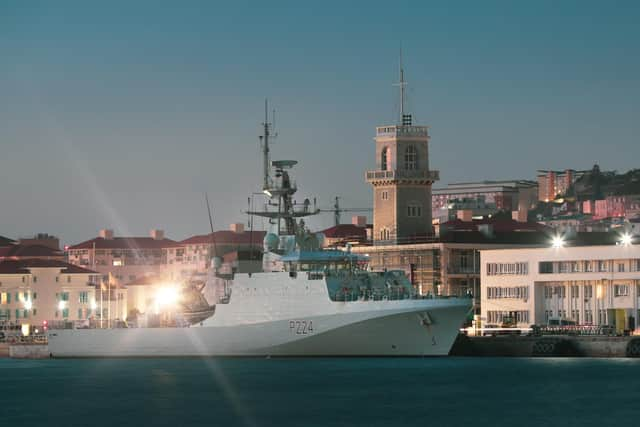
[248,103,319,237]
[260,99,271,190]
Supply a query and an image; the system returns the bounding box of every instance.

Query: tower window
[381,147,389,171]
[404,145,417,170]
[407,205,422,217]
[381,191,389,200]
[379,229,391,241]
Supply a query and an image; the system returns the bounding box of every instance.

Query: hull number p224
[289,320,314,335]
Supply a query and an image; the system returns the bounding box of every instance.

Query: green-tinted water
[1,357,639,426]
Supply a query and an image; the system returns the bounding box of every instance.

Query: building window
[618,263,625,273]
[407,205,422,218]
[67,276,71,283]
[381,147,389,171]
[597,260,608,272]
[33,276,37,283]
[487,262,528,276]
[381,191,389,200]
[79,292,89,304]
[404,145,417,170]
[584,285,593,298]
[62,308,69,319]
[486,286,529,300]
[570,285,579,298]
[539,262,553,274]
[379,229,390,241]
[614,285,629,297]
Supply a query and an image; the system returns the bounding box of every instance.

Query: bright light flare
[90,300,98,310]
[24,299,33,310]
[155,287,180,308]
[58,301,66,310]
[620,233,633,246]
[551,235,565,248]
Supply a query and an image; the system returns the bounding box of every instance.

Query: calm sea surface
[1,357,640,427]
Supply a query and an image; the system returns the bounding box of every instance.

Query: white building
[481,242,640,333]
[0,259,105,330]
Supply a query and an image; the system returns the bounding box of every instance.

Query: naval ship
[47,108,471,357]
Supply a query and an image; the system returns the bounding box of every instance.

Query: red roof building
[320,224,369,247]
[0,244,65,262]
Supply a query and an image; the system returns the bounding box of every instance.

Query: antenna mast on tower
[394,48,412,126]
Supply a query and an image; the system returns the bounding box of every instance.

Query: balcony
[366,169,440,183]
[376,125,429,138]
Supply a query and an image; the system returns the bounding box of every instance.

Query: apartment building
[0,259,102,328]
[481,241,640,333]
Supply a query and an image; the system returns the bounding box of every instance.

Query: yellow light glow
[24,299,33,310]
[58,301,66,310]
[596,285,603,299]
[155,286,180,308]
[90,300,98,310]
[21,324,30,336]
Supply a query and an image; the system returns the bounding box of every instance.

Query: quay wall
[451,334,640,357]
[9,344,50,359]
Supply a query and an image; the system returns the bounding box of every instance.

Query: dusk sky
[1,1,639,244]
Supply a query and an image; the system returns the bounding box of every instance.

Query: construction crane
[319,196,372,226]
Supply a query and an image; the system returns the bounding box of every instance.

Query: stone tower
[366,62,439,244]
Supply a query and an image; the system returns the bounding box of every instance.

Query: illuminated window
[113,259,123,266]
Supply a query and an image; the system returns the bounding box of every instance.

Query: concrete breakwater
[451,334,640,357]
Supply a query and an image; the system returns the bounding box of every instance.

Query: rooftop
[0,244,65,259]
[180,230,266,246]
[321,224,368,239]
[0,259,98,275]
[0,235,16,247]
[68,237,181,250]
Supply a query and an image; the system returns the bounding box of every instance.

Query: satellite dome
[263,233,279,251]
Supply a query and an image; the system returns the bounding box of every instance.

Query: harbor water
[1,357,640,426]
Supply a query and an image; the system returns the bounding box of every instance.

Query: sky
[1,0,639,245]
